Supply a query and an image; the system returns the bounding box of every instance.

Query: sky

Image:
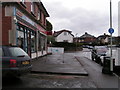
[42,0,119,37]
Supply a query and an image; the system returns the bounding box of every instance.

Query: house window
[43,15,46,25]
[64,32,67,36]
[63,40,68,42]
[31,2,35,14]
[20,0,25,5]
[37,10,41,20]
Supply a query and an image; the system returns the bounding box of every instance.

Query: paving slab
[31,54,88,76]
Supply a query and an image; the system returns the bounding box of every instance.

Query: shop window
[17,30,24,49]
[41,37,44,51]
[24,29,28,52]
[16,25,19,30]
[43,38,46,50]
[20,27,24,31]
[31,31,36,53]
[17,27,24,49]
[0,47,4,57]
[38,34,41,51]
[41,36,46,51]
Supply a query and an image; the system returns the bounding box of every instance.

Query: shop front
[15,8,47,58]
[16,23,36,57]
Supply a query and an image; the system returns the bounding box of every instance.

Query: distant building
[73,37,80,43]
[79,32,96,44]
[108,36,119,45]
[97,33,110,44]
[53,29,74,43]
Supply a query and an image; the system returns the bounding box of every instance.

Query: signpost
[108,28,114,34]
[109,0,114,72]
[108,28,114,72]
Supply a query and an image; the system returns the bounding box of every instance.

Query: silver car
[91,46,108,64]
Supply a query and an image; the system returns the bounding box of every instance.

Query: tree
[46,20,53,31]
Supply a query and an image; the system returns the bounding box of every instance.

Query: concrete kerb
[31,71,88,76]
[74,56,84,66]
[74,56,89,76]
[31,53,49,62]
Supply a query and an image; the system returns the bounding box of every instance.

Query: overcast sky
[42,0,119,37]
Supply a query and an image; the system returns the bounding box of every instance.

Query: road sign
[108,28,114,34]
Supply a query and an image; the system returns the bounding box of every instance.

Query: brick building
[1,1,50,58]
[74,32,96,44]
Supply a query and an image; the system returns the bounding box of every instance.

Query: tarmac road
[75,56,119,88]
[2,49,119,89]
[2,51,97,88]
[3,73,97,88]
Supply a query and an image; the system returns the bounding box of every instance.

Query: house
[53,29,74,43]
[1,1,50,58]
[97,33,110,44]
[73,37,80,43]
[79,32,96,44]
[108,36,119,45]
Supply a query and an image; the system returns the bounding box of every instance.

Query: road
[2,48,119,89]
[74,48,119,88]
[3,73,96,88]
[3,51,97,88]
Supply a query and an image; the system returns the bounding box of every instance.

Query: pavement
[31,53,88,76]
[31,49,119,88]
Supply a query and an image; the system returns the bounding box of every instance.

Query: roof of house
[53,29,74,37]
[80,32,96,38]
[97,33,110,39]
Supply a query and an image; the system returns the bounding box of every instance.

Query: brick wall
[2,7,12,45]
[17,2,47,28]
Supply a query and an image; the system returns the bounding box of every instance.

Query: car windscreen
[9,47,29,57]
[95,46,107,54]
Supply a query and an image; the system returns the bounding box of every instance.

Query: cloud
[43,0,118,37]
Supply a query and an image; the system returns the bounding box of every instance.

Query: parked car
[91,46,108,64]
[88,46,93,49]
[1,46,32,77]
[83,45,93,49]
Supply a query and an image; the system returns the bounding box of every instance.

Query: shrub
[53,42,83,51]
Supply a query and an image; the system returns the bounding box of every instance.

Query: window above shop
[20,0,26,8]
[31,2,35,16]
[37,10,41,20]
[20,0,25,4]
